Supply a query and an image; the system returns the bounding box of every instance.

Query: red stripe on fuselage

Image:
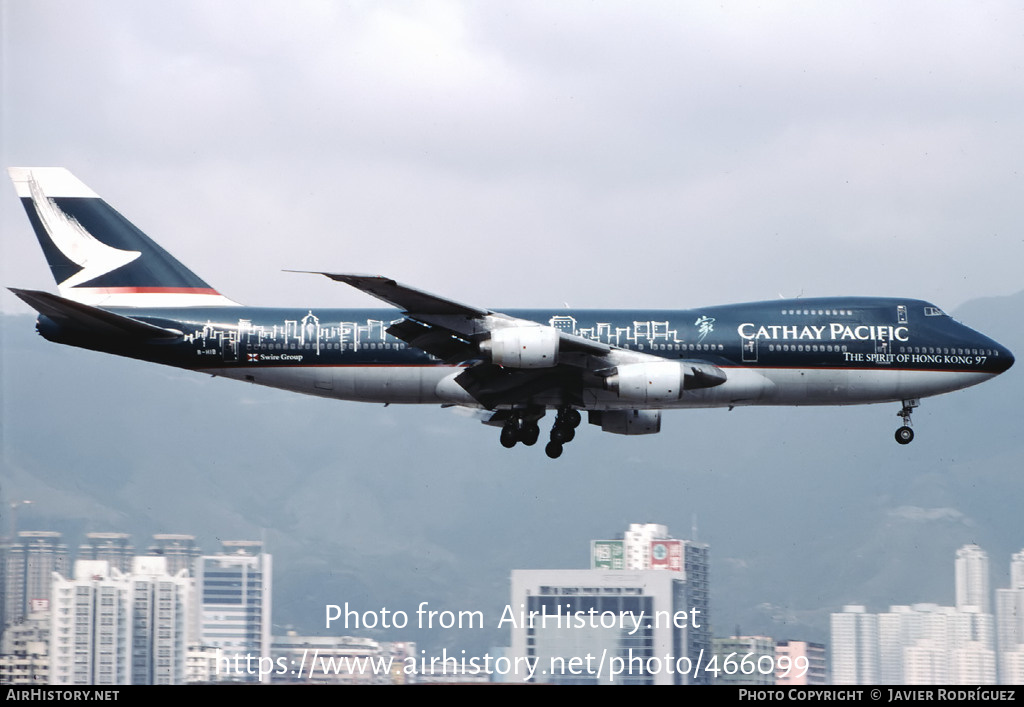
[71,286,223,295]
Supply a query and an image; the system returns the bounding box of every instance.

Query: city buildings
[508,523,711,685]
[831,543,1016,685]
[3,531,68,629]
[0,606,49,684]
[49,556,189,685]
[996,550,1024,683]
[0,531,272,685]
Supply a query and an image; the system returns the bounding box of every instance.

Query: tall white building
[831,605,878,684]
[956,544,990,613]
[623,523,669,569]
[196,540,272,683]
[996,549,1024,684]
[49,557,189,685]
[128,557,190,684]
[591,523,709,672]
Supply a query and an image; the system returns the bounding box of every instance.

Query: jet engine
[479,325,559,368]
[604,360,726,403]
[589,410,662,435]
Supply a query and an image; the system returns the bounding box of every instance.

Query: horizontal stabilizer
[9,288,183,340]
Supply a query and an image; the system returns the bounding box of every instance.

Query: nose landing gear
[895,399,919,445]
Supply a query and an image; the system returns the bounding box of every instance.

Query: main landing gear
[499,408,582,459]
[544,408,582,460]
[895,399,919,445]
[500,416,540,448]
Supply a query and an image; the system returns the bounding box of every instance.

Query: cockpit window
[923,306,946,317]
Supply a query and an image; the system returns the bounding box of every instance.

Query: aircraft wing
[306,272,725,410]
[306,271,611,359]
[296,272,489,317]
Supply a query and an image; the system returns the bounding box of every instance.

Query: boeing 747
[8,168,1014,458]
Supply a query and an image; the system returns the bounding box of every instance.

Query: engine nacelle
[479,326,559,368]
[589,410,662,435]
[604,361,685,403]
[604,360,726,402]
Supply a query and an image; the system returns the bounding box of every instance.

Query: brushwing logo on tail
[27,174,141,290]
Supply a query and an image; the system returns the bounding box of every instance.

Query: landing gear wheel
[895,426,914,445]
[500,424,518,448]
[550,426,575,444]
[521,423,540,446]
[563,409,582,428]
[894,399,919,445]
[545,441,563,459]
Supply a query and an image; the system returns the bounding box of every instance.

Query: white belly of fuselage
[199,364,994,410]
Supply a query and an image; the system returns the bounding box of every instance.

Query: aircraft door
[742,337,758,363]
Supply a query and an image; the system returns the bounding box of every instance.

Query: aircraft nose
[995,343,1014,373]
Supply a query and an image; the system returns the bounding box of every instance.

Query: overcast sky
[3,1,1023,314]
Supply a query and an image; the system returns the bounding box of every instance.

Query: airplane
[7,167,1015,459]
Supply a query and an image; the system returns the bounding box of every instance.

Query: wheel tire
[563,409,582,428]
[521,423,540,446]
[500,426,518,448]
[551,426,574,444]
[545,441,563,459]
[895,426,914,445]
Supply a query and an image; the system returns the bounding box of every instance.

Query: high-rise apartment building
[0,606,49,684]
[831,605,878,684]
[146,534,201,576]
[956,544,990,613]
[78,533,134,573]
[623,523,669,569]
[127,556,190,684]
[50,560,131,685]
[996,549,1024,684]
[3,532,68,628]
[49,557,189,685]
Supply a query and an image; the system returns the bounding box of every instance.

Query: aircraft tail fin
[8,167,238,308]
